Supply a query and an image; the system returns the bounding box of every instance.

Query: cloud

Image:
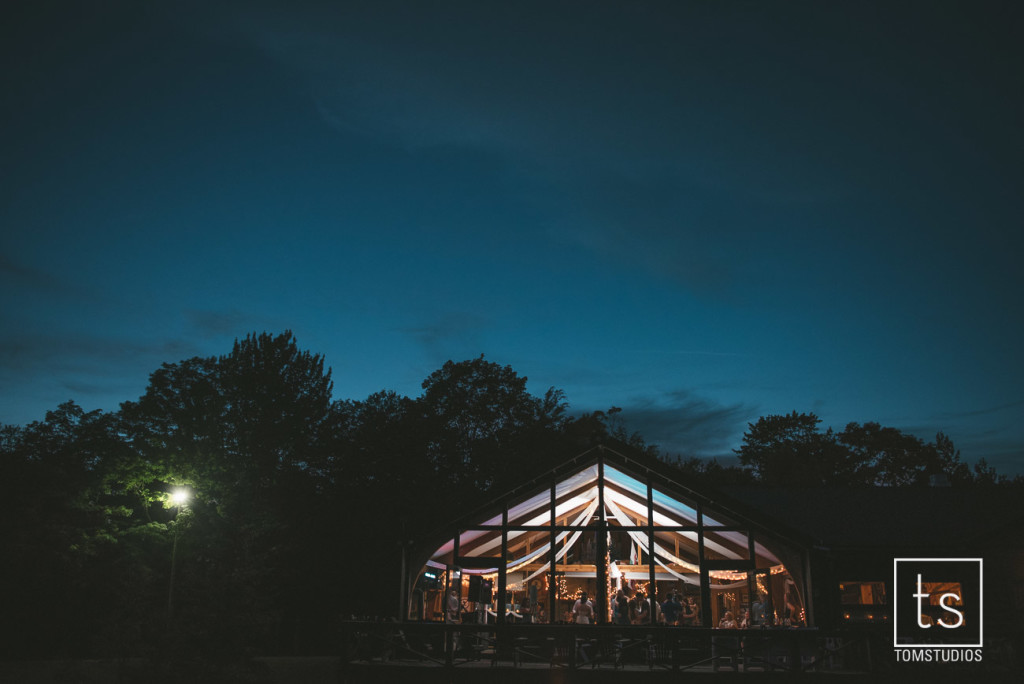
[185,309,248,339]
[0,332,197,382]
[0,331,203,425]
[0,254,93,304]
[937,399,1024,420]
[218,1,864,307]
[401,311,490,359]
[612,389,753,460]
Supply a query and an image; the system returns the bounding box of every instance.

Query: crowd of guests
[716,594,806,628]
[447,584,797,628]
[576,588,793,628]
[566,587,702,626]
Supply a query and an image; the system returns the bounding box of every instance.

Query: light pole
[167,488,190,620]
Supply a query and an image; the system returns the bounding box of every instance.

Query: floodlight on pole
[167,487,190,620]
[171,488,190,506]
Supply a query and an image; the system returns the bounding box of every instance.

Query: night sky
[2,1,1022,473]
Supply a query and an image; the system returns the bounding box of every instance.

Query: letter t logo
[913,574,931,628]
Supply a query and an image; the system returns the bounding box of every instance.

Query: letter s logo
[937,592,964,628]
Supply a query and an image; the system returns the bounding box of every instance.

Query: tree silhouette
[1,335,1016,664]
[418,355,568,492]
[737,412,974,486]
[735,412,846,486]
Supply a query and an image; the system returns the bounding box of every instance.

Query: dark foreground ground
[1,658,1021,684]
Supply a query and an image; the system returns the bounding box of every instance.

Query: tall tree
[738,412,976,487]
[118,355,223,502]
[0,402,132,657]
[735,412,850,486]
[218,331,334,485]
[837,422,969,486]
[335,390,426,498]
[418,356,568,492]
[115,331,341,656]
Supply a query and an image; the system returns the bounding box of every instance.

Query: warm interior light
[171,489,190,505]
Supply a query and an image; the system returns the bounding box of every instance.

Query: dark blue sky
[3,1,1022,472]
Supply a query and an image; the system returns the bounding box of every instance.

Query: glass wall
[413,453,807,628]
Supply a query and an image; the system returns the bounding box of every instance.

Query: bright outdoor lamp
[167,487,190,619]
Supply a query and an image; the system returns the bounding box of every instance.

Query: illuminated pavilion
[405,446,810,628]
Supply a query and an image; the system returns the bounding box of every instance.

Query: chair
[711,634,742,671]
[549,639,571,668]
[645,635,674,670]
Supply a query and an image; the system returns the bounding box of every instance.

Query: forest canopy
[0,332,1015,662]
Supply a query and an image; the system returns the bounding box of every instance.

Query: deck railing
[339,621,880,673]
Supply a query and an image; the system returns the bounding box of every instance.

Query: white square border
[893,557,983,648]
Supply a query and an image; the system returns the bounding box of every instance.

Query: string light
[605,550,613,620]
[711,564,787,581]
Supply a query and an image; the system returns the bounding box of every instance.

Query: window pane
[653,529,700,569]
[771,569,806,626]
[703,529,750,561]
[555,464,599,502]
[839,581,887,606]
[506,489,552,527]
[506,529,552,576]
[752,538,782,567]
[711,578,748,628]
[458,529,502,569]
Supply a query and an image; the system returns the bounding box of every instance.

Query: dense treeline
[0,331,1016,667]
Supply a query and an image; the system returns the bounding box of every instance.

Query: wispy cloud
[611,389,753,460]
[185,308,248,339]
[0,254,91,302]
[937,399,1024,420]
[0,332,197,380]
[401,311,490,359]
[225,1,850,305]
[0,331,201,424]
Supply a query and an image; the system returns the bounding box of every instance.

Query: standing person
[632,592,651,625]
[661,593,681,626]
[572,592,596,664]
[445,589,461,623]
[691,597,702,626]
[681,596,697,626]
[572,592,595,624]
[520,595,533,624]
[444,588,462,653]
[615,589,630,626]
[751,594,767,626]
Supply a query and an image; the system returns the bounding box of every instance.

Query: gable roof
[412,444,812,578]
